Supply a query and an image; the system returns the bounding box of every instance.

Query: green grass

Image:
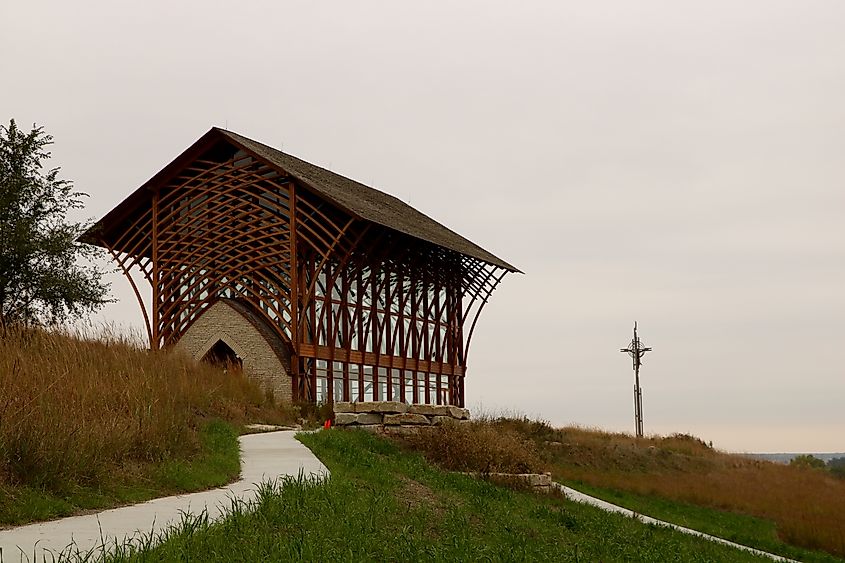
[0,420,240,526]
[563,479,845,563]
[92,429,777,562]
[153,420,241,491]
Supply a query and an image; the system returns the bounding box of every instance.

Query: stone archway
[201,340,244,371]
[175,299,292,402]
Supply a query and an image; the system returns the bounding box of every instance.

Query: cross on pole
[620,322,652,438]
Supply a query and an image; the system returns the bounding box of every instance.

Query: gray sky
[3,1,843,452]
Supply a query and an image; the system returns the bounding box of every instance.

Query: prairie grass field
[1,326,841,561]
[0,326,294,524]
[461,417,845,561]
[94,429,771,563]
[567,479,843,563]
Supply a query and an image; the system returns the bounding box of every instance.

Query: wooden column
[151,190,160,350]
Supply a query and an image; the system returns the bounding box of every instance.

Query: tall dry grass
[397,421,544,474]
[562,460,845,556]
[0,326,289,491]
[493,418,845,558]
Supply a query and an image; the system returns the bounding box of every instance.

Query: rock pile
[332,401,470,431]
[463,472,553,493]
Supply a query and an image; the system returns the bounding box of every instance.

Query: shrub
[789,454,826,469]
[398,421,544,474]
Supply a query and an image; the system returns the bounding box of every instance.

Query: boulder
[383,413,430,425]
[355,401,409,414]
[333,402,356,414]
[384,425,422,436]
[448,406,470,420]
[334,412,383,425]
[334,412,360,425]
[408,404,453,417]
[526,473,552,487]
[431,416,455,426]
[355,413,384,425]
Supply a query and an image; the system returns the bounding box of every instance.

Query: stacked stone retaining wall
[462,472,553,493]
[333,401,469,431]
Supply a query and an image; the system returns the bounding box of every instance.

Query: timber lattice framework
[84,128,519,407]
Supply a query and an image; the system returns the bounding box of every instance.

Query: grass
[0,326,297,526]
[563,479,844,563]
[1,325,838,560]
[153,420,240,491]
[397,419,544,473]
[470,416,845,561]
[0,420,240,526]
[90,429,774,562]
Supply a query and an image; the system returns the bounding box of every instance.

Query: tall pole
[621,322,651,438]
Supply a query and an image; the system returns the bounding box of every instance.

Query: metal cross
[620,322,652,438]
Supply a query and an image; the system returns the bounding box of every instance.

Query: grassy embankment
[4,328,840,561]
[474,417,845,562]
[0,327,295,525]
[98,429,772,562]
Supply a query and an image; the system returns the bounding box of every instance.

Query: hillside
[1,328,840,561]
[478,418,845,561]
[99,429,773,562]
[0,326,293,525]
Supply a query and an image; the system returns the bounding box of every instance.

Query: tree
[789,454,825,469]
[0,119,109,329]
[827,457,845,478]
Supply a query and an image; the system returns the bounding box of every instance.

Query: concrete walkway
[0,431,803,562]
[0,431,328,562]
[555,483,798,562]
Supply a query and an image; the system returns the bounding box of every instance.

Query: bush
[790,454,826,469]
[398,421,544,474]
[828,457,845,479]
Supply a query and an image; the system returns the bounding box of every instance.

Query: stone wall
[333,401,469,430]
[333,402,552,493]
[176,299,293,402]
[462,472,553,493]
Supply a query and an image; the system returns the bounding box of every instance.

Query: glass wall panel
[363,366,374,402]
[378,367,389,400]
[392,369,403,401]
[405,372,415,403]
[332,361,344,403]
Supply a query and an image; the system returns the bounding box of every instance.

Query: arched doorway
[201,339,243,371]
[175,299,293,402]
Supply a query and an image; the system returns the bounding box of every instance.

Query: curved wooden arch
[103,241,153,345]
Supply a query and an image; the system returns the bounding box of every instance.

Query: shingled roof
[85,128,519,272]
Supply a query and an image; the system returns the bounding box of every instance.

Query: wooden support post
[151,190,160,350]
[370,263,380,401]
[326,260,335,404]
[289,181,300,400]
[397,268,406,403]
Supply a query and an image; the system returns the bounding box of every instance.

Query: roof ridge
[217,129,519,272]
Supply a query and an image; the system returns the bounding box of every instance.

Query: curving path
[554,483,798,563]
[0,431,800,563]
[0,431,328,562]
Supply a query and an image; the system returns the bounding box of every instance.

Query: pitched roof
[85,128,519,272]
[216,129,518,272]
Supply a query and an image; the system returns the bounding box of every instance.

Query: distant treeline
[787,454,845,477]
[747,452,845,465]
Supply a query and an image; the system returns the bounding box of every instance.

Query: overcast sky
[3,1,843,453]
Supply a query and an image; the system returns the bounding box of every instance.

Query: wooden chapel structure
[82,128,519,407]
